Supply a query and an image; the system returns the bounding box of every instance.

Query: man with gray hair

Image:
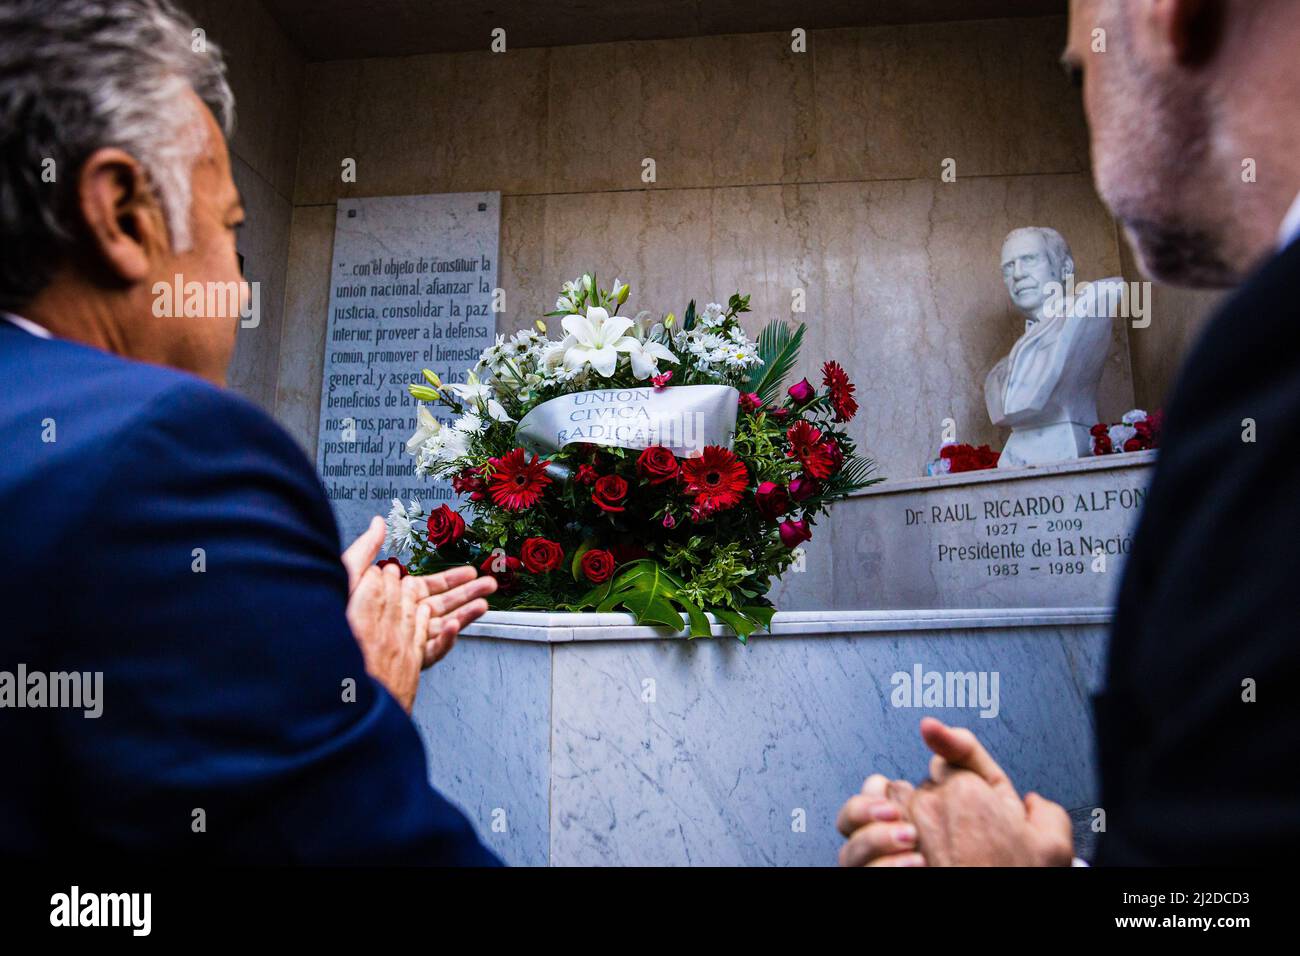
[0,0,498,863]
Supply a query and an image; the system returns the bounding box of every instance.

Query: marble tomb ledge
[460,606,1114,642]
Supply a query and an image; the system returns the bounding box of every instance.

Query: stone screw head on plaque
[984,226,1123,469]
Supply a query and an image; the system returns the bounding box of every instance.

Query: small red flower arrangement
[1091,409,1163,456]
[939,443,1001,474]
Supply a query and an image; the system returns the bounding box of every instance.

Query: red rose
[636,446,679,485]
[779,518,812,549]
[592,474,629,512]
[479,552,522,591]
[575,463,599,485]
[1093,435,1113,455]
[520,537,564,574]
[377,557,408,577]
[787,378,815,403]
[1123,437,1144,453]
[789,475,819,502]
[770,407,791,420]
[755,481,790,521]
[823,439,845,475]
[580,548,616,583]
[425,505,466,547]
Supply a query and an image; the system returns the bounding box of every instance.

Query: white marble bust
[985,227,1123,469]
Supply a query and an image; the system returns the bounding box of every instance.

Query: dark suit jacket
[0,320,497,864]
[1096,239,1300,864]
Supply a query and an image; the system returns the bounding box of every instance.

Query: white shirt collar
[1279,191,1300,250]
[1,311,53,339]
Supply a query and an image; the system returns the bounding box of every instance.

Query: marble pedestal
[412,608,1110,866]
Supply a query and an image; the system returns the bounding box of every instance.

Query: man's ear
[76,147,170,284]
[1144,0,1225,65]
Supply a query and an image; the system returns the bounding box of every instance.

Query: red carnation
[738,392,763,413]
[487,448,552,511]
[452,466,487,502]
[680,446,749,512]
[636,446,679,485]
[580,548,616,584]
[479,552,522,591]
[425,504,466,547]
[822,361,859,423]
[520,537,564,574]
[575,463,599,485]
[755,481,790,521]
[592,474,629,513]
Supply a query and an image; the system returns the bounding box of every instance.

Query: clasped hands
[836,717,1075,867]
[341,516,497,712]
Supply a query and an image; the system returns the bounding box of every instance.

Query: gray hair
[1003,226,1075,279]
[0,0,234,306]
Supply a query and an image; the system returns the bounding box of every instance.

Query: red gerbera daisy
[822,361,859,423]
[801,443,836,480]
[487,448,552,511]
[786,421,823,461]
[680,446,749,512]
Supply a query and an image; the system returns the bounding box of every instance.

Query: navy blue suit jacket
[0,319,497,864]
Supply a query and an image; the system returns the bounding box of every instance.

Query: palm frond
[746,320,806,405]
[826,456,882,496]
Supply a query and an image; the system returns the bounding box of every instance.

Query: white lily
[444,371,515,423]
[624,337,680,380]
[485,398,514,423]
[443,371,494,404]
[560,305,639,377]
[405,405,440,455]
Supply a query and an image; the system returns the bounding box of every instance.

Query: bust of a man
[984,227,1123,469]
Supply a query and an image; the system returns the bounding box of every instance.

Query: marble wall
[277,16,1140,470]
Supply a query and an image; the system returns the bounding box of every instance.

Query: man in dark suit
[837,0,1300,866]
[0,0,497,862]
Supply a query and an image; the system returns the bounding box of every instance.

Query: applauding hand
[342,517,497,711]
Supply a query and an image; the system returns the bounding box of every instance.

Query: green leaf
[570,538,596,582]
[581,559,715,635]
[746,320,806,405]
[711,608,756,644]
[683,299,697,332]
[740,604,776,633]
